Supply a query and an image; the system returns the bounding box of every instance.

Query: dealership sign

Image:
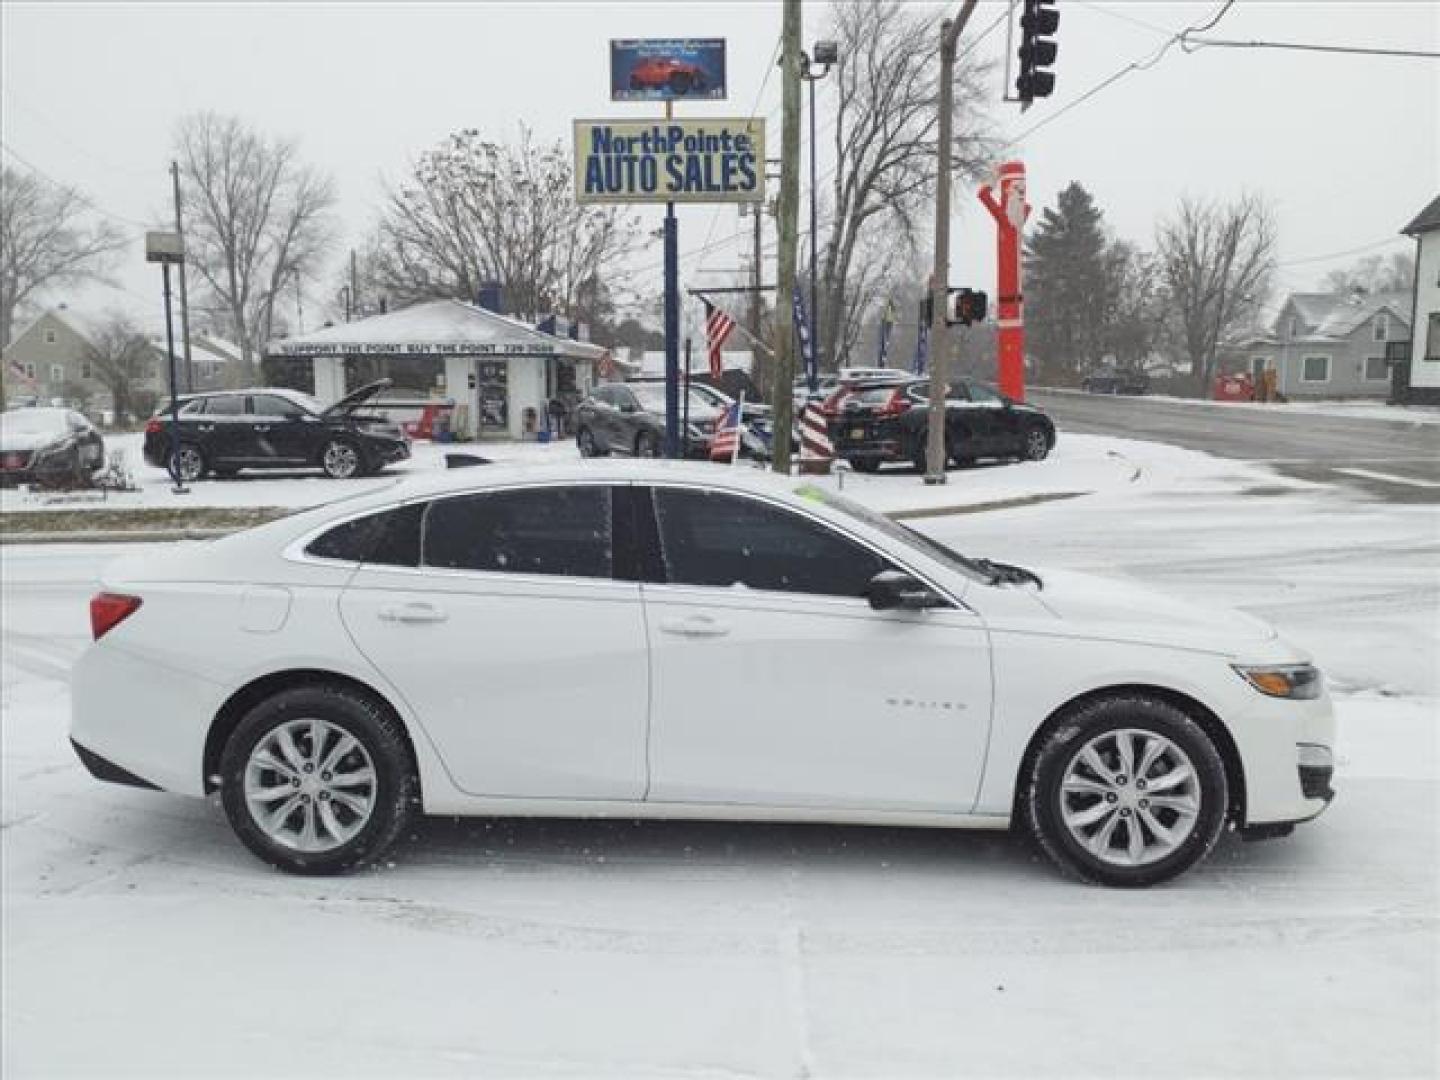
[611,39,726,101]
[574,119,764,204]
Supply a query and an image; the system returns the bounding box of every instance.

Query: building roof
[266,299,606,361]
[1276,290,1411,339]
[1401,194,1440,237]
[635,349,753,377]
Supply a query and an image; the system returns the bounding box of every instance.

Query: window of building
[81,360,93,380]
[1364,356,1390,382]
[1302,355,1330,383]
[1373,313,1388,342]
[651,487,892,599]
[422,486,612,579]
[43,328,57,345]
[1427,313,1440,361]
[24,363,36,379]
[49,363,64,383]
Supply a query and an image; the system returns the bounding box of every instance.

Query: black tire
[219,684,418,875]
[320,438,364,479]
[1022,694,1229,887]
[577,426,605,458]
[634,430,659,458]
[170,443,206,483]
[848,457,881,473]
[1021,425,1052,462]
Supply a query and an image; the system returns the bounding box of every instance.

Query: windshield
[631,384,720,414]
[0,410,67,436]
[796,483,993,583]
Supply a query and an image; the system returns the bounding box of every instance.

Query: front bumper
[365,437,411,465]
[1227,689,1337,827]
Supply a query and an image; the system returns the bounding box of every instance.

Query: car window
[249,394,308,419]
[204,395,245,417]
[966,382,1002,404]
[305,503,422,566]
[179,398,206,415]
[651,487,891,598]
[422,486,612,579]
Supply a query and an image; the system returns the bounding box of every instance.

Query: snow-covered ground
[1040,386,1440,426]
[2,434,1436,1077]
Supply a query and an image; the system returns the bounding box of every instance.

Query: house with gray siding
[1398,194,1440,405]
[1230,291,1412,400]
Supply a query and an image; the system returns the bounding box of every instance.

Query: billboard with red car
[611,39,726,101]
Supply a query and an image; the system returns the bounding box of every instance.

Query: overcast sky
[3,0,1436,337]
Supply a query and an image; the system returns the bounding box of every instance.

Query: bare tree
[0,166,125,351]
[175,112,337,379]
[365,127,639,323]
[1321,250,1415,295]
[80,314,154,423]
[1156,192,1276,387]
[815,0,996,369]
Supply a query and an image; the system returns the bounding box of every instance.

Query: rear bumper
[833,420,909,462]
[71,739,162,790]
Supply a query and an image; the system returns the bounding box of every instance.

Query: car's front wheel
[634,430,659,458]
[1022,425,1051,462]
[170,443,206,483]
[219,684,418,875]
[577,426,604,458]
[1023,695,1229,887]
[320,439,363,479]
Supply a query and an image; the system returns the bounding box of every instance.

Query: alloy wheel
[173,446,204,482]
[242,717,377,854]
[1058,727,1201,868]
[322,442,360,479]
[1025,428,1050,460]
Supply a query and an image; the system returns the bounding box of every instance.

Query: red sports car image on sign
[611,38,726,101]
[629,57,707,94]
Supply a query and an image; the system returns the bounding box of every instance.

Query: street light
[800,39,838,391]
[145,231,189,495]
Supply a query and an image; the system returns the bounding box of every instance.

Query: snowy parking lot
[2,433,1436,1077]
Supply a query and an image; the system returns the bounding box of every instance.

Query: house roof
[1401,194,1440,237]
[267,299,606,361]
[1277,290,1411,339]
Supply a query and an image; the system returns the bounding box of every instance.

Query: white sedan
[70,462,1335,886]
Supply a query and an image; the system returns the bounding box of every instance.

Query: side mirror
[865,570,946,611]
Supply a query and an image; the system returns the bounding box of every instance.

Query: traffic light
[949,288,988,326]
[1017,0,1059,107]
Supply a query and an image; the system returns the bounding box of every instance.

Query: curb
[0,527,237,545]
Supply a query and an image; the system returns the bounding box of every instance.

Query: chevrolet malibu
[70,463,1335,886]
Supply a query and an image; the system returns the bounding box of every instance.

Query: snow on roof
[1401,194,1440,237]
[1277,291,1411,339]
[637,349,753,377]
[267,299,605,361]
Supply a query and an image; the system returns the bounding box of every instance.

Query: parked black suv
[143,380,409,481]
[832,378,1056,472]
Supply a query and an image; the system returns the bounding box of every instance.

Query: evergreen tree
[1024,183,1115,380]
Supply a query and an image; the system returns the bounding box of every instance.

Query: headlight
[1233,663,1323,700]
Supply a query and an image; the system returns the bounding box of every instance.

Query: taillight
[90,593,142,641]
[144,418,163,435]
[877,388,912,417]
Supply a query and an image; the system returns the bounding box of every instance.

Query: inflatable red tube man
[978,161,1030,403]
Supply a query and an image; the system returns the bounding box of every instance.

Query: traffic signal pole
[926,0,979,486]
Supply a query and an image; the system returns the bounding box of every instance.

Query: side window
[422,486,612,579]
[966,382,1002,404]
[305,504,422,566]
[250,394,307,418]
[652,487,891,598]
[205,395,245,417]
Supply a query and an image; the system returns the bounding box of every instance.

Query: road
[3,432,1437,1077]
[1032,389,1440,501]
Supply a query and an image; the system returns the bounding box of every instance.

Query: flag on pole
[877,299,897,366]
[793,287,816,389]
[704,299,736,379]
[710,395,744,464]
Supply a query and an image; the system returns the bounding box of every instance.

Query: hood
[322,379,391,417]
[1024,568,1277,655]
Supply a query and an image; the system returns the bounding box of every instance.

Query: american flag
[7,358,34,384]
[703,299,736,379]
[709,397,743,463]
[596,349,617,379]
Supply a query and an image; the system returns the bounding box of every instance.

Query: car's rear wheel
[1022,425,1051,462]
[577,426,604,458]
[219,685,417,875]
[1023,695,1228,887]
[170,443,206,483]
[320,439,363,479]
[848,457,881,473]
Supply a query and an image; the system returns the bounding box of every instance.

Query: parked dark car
[142,380,409,482]
[575,382,735,459]
[1081,367,1151,395]
[832,378,1056,472]
[0,407,105,487]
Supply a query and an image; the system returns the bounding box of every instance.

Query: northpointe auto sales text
[581,124,759,198]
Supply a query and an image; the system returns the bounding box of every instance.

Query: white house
[1400,194,1440,405]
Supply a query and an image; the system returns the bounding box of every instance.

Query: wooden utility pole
[926,0,978,485]
[770,0,803,474]
[170,161,194,392]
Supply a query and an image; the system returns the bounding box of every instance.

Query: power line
[1182,37,1440,60]
[0,139,150,229]
[1278,236,1408,267]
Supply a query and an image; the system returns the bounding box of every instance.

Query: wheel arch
[1012,683,1247,825]
[203,668,420,796]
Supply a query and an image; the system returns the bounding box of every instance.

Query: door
[954,381,1010,455]
[338,484,650,800]
[639,486,993,812]
[247,393,315,464]
[195,393,252,465]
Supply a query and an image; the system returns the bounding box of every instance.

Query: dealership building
[269,299,607,440]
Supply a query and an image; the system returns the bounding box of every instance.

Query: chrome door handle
[198,424,215,432]
[659,615,730,638]
[253,424,271,433]
[378,602,449,624]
